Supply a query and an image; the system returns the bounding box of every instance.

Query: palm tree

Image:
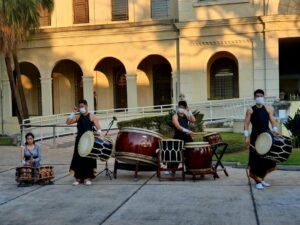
[0,0,54,125]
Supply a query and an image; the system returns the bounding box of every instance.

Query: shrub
[117,110,204,136]
[284,109,300,147]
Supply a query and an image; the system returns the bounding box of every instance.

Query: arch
[137,54,173,107]
[12,62,42,116]
[207,51,239,99]
[93,57,127,110]
[51,60,83,114]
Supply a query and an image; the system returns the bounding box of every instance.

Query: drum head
[255,132,272,155]
[78,131,94,157]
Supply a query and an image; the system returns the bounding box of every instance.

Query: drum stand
[96,116,117,180]
[97,160,114,180]
[211,143,229,177]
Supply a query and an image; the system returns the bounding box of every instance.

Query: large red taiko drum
[115,127,163,166]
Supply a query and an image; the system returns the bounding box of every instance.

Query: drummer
[168,100,196,171]
[66,99,102,186]
[20,132,41,168]
[244,89,279,190]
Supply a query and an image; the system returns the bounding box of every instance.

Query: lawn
[193,132,300,166]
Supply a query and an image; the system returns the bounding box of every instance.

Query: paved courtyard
[0,143,299,225]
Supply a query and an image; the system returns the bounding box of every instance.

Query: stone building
[1,0,300,134]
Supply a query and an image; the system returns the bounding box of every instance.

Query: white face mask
[79,107,86,114]
[255,97,265,105]
[178,108,185,114]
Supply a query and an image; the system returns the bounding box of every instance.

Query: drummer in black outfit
[168,100,196,171]
[244,89,279,190]
[66,99,102,186]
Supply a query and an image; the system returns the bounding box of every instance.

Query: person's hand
[73,107,78,113]
[272,131,280,136]
[188,130,196,136]
[245,137,250,145]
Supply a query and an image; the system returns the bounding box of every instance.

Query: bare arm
[66,107,78,125]
[267,107,280,135]
[244,107,252,131]
[185,108,196,123]
[90,114,101,130]
[172,114,194,135]
[20,146,25,162]
[244,107,253,144]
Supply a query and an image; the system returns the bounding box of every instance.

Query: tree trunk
[13,53,30,121]
[4,54,24,125]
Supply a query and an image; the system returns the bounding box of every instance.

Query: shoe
[261,181,270,187]
[85,181,92,186]
[72,181,80,186]
[256,183,264,190]
[163,171,171,175]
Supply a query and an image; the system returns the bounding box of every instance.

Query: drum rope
[98,173,156,225]
[246,168,261,225]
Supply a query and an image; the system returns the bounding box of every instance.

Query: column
[82,76,94,110]
[171,71,177,104]
[265,32,279,98]
[40,77,53,116]
[126,74,138,109]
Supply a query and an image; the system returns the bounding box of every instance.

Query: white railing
[21,97,277,143]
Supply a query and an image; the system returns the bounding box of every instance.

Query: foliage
[117,110,204,136]
[283,109,300,147]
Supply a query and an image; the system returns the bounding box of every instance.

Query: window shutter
[73,0,89,24]
[112,0,128,21]
[151,0,168,19]
[39,6,51,26]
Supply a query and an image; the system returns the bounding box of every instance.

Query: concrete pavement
[0,144,299,225]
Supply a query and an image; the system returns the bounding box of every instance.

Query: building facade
[1,0,300,134]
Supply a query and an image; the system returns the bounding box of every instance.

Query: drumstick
[249,143,256,150]
[191,132,206,135]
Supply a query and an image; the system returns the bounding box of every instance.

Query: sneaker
[256,183,264,190]
[261,181,270,187]
[72,181,80,186]
[163,171,172,175]
[85,181,92,186]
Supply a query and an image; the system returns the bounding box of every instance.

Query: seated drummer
[167,100,196,171]
[20,132,41,168]
[244,89,280,190]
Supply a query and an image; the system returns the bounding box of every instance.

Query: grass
[192,132,300,166]
[0,136,13,145]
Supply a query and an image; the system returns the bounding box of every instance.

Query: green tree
[0,0,54,125]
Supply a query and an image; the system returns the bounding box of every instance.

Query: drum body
[184,142,213,173]
[203,132,223,145]
[15,166,34,183]
[255,132,292,163]
[37,166,54,182]
[115,127,163,166]
[78,131,113,161]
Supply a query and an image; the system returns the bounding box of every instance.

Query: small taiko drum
[15,166,34,183]
[255,132,292,163]
[78,131,113,161]
[115,127,163,166]
[37,166,54,182]
[203,132,223,145]
[184,142,213,174]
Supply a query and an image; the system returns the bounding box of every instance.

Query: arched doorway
[137,55,172,107]
[52,60,83,114]
[94,57,127,109]
[12,62,42,116]
[208,52,239,99]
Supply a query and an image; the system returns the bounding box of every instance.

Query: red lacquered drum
[184,142,213,174]
[15,166,34,183]
[115,127,163,166]
[203,132,223,145]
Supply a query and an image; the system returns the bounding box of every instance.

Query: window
[210,57,239,99]
[39,6,51,26]
[73,0,89,24]
[151,0,169,19]
[112,0,128,21]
